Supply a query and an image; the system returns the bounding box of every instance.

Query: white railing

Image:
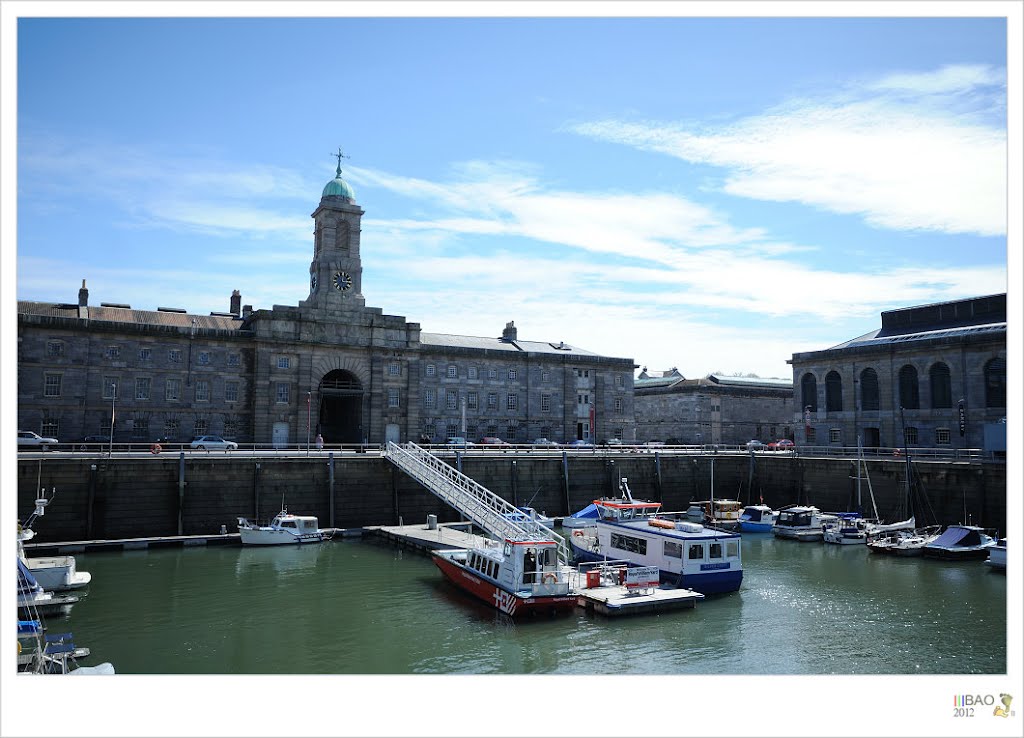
[384,441,570,564]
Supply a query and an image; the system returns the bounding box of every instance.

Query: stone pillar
[78,279,89,307]
[230,290,241,316]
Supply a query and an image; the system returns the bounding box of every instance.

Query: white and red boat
[432,537,577,617]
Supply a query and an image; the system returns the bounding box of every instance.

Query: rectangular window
[277,357,290,369]
[422,418,436,437]
[936,428,951,445]
[709,543,723,559]
[488,368,497,380]
[135,377,151,400]
[41,420,59,438]
[616,374,624,389]
[388,388,400,408]
[447,365,458,379]
[424,388,436,410]
[446,389,458,410]
[194,419,208,438]
[541,371,550,383]
[276,382,289,403]
[224,419,240,438]
[487,393,497,409]
[829,428,841,444]
[664,541,682,558]
[46,341,64,357]
[610,533,647,555]
[726,541,739,558]
[466,423,478,440]
[507,394,518,411]
[806,427,816,443]
[198,351,210,365]
[467,392,478,410]
[688,544,704,560]
[447,422,459,438]
[227,353,240,367]
[165,378,181,401]
[164,419,179,439]
[426,364,436,377]
[102,377,119,399]
[904,426,919,445]
[44,372,62,398]
[388,361,401,376]
[133,418,149,441]
[541,394,551,413]
[508,368,517,381]
[614,398,623,412]
[195,380,210,402]
[138,347,152,362]
[506,423,518,441]
[225,381,239,402]
[169,349,182,364]
[105,345,120,359]
[468,366,478,380]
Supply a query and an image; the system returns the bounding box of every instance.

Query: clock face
[333,271,353,291]
[310,273,318,292]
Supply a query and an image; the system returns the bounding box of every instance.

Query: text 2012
[953,707,974,718]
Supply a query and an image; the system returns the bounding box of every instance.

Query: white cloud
[570,65,1007,236]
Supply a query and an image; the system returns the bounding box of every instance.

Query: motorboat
[568,479,742,595]
[432,537,577,618]
[822,512,869,545]
[985,538,1006,571]
[866,526,941,556]
[923,524,998,560]
[684,499,742,530]
[17,559,79,617]
[772,506,826,542]
[561,502,600,530]
[237,509,332,545]
[18,493,92,592]
[737,504,777,533]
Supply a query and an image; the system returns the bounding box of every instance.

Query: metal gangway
[384,441,570,564]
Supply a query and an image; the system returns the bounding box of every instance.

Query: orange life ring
[541,573,557,584]
[151,443,162,454]
[572,529,584,537]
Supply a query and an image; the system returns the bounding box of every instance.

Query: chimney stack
[78,279,89,307]
[242,304,253,318]
[230,289,241,317]
[502,320,517,342]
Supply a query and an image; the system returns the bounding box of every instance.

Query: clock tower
[301,148,366,311]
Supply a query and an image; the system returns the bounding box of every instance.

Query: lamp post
[108,380,116,457]
[186,318,197,387]
[306,391,312,455]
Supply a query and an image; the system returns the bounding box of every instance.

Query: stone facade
[787,294,1007,451]
[17,167,636,446]
[634,371,794,445]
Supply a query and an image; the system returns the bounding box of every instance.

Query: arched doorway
[319,370,363,444]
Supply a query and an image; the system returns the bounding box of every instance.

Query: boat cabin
[594,500,663,522]
[775,506,821,528]
[460,538,568,595]
[739,505,773,523]
[271,512,321,534]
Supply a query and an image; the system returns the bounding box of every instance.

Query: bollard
[427,514,438,530]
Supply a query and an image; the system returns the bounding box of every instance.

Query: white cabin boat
[568,480,742,594]
[923,525,997,560]
[237,509,332,545]
[985,538,1006,571]
[866,526,941,556]
[737,504,777,533]
[18,526,92,591]
[772,506,826,542]
[684,499,742,529]
[822,513,869,545]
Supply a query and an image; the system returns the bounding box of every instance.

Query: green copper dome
[322,172,356,201]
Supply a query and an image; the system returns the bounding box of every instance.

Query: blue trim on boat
[570,543,742,595]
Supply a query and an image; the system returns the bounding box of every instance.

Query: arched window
[929,363,952,409]
[898,365,919,410]
[825,371,843,412]
[985,358,1006,408]
[800,373,817,413]
[860,368,879,411]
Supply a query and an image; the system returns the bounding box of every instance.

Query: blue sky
[10,10,1013,380]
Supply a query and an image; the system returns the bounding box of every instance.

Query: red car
[478,436,511,445]
[767,439,795,450]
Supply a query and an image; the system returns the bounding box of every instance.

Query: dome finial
[332,146,350,177]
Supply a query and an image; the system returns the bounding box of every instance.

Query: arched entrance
[319,370,363,444]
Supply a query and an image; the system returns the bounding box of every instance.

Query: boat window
[281,520,296,528]
[664,541,682,558]
[492,564,500,580]
[688,544,704,560]
[726,541,739,558]
[709,543,723,559]
[485,560,493,577]
[610,533,647,555]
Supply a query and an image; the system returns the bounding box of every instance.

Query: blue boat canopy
[569,503,599,519]
[929,526,982,548]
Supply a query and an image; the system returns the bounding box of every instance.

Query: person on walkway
[315,433,324,451]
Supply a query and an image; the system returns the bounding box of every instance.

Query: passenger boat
[772,506,826,542]
[985,538,1006,571]
[922,524,998,560]
[822,512,869,545]
[865,526,940,556]
[737,504,777,533]
[236,509,332,545]
[431,537,577,617]
[568,480,742,594]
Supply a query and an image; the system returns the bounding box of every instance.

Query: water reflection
[233,543,325,578]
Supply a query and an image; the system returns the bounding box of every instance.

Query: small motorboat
[923,524,998,560]
[684,499,742,529]
[237,509,332,546]
[822,512,869,545]
[866,526,941,556]
[737,504,777,533]
[985,538,1006,571]
[772,506,826,542]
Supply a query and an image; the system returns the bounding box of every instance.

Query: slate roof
[824,322,1006,352]
[18,301,245,331]
[419,332,600,356]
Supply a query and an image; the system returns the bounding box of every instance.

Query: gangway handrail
[385,441,570,564]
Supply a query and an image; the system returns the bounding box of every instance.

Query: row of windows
[421,363,627,389]
[801,359,1006,413]
[35,416,244,442]
[44,374,243,403]
[811,426,952,445]
[46,340,242,368]
[420,420,556,442]
[420,390,625,414]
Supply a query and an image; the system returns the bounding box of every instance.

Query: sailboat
[685,456,742,529]
[823,438,875,545]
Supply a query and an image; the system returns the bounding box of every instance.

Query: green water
[52,533,1006,674]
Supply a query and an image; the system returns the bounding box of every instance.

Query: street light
[108,380,116,457]
[306,391,312,455]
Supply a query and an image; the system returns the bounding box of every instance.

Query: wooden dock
[574,582,703,616]
[365,521,488,555]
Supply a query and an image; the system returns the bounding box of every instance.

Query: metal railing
[384,441,570,565]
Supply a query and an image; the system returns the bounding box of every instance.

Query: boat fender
[150,443,162,454]
[572,529,585,537]
[542,573,557,584]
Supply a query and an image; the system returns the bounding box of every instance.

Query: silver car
[18,430,58,450]
[190,435,238,451]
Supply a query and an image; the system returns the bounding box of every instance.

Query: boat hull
[922,546,994,560]
[773,528,823,542]
[569,541,742,595]
[238,529,329,546]
[24,556,92,591]
[431,553,577,617]
[737,521,774,533]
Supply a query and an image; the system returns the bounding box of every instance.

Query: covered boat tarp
[929,526,982,548]
[569,503,599,520]
[17,558,44,595]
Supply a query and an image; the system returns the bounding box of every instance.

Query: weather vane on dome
[332,146,350,176]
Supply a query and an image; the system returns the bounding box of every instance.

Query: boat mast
[899,406,914,523]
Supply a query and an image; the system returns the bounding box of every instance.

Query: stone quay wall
[18,452,1007,544]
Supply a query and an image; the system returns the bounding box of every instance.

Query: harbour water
[52,531,1006,675]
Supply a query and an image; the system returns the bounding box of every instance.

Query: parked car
[190,435,238,451]
[18,430,58,450]
[445,436,474,447]
[77,434,112,450]
[531,438,559,447]
[603,438,623,446]
[746,440,765,450]
[767,439,795,451]
[478,437,511,446]
[566,439,593,447]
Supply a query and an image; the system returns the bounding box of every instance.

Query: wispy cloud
[569,64,1006,236]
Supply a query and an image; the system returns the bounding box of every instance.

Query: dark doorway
[319,370,363,444]
[863,427,880,449]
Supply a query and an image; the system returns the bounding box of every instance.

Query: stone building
[634,369,794,445]
[17,161,637,447]
[787,293,1007,451]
